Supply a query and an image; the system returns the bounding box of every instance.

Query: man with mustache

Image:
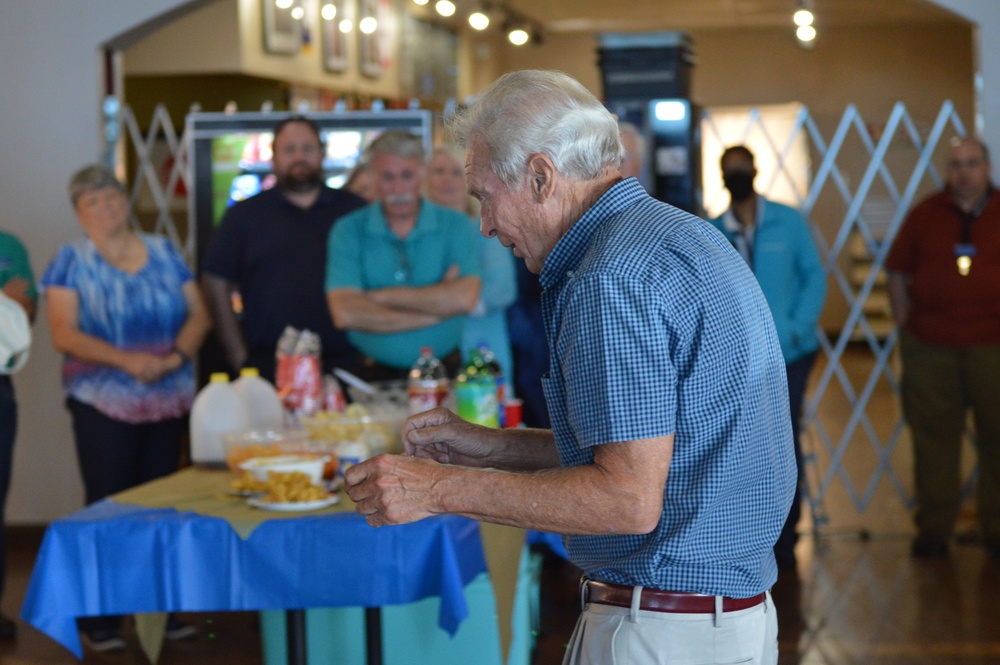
[325,130,481,381]
[202,116,367,382]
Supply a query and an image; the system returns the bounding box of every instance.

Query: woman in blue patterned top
[40,164,210,651]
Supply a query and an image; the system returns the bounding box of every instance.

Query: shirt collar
[722,195,766,234]
[361,197,445,241]
[540,178,646,290]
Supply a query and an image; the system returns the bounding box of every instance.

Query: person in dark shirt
[201,116,366,381]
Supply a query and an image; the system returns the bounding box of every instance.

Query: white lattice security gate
[111,99,975,534]
[703,101,976,534]
[104,99,195,264]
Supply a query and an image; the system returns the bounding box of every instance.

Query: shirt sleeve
[39,244,78,292]
[325,210,365,291]
[885,208,919,274]
[4,235,37,299]
[557,272,678,448]
[157,236,195,284]
[789,211,827,345]
[201,205,246,282]
[476,233,518,312]
[447,213,481,279]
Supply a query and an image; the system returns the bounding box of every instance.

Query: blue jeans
[774,351,817,571]
[0,376,16,604]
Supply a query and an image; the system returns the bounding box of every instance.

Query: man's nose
[479,218,496,238]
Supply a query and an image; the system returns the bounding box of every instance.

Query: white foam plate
[247,495,340,512]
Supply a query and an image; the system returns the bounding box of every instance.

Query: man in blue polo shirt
[325,130,480,380]
[202,116,367,382]
[343,71,794,664]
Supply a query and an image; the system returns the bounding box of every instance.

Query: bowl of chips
[238,454,329,485]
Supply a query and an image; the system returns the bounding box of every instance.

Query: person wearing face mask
[707,144,827,574]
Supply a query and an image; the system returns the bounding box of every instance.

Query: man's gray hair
[366,129,425,161]
[68,164,127,208]
[447,70,624,189]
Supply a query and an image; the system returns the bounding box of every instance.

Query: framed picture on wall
[322,0,350,72]
[359,0,381,78]
[263,0,300,55]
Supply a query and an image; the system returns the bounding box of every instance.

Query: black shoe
[911,535,948,557]
[0,613,16,640]
[81,628,126,652]
[164,617,197,641]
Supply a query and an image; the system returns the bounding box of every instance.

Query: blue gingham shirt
[540,178,795,598]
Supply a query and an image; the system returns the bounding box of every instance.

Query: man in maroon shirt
[886,137,1000,558]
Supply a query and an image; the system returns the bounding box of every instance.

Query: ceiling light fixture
[290,5,305,19]
[469,11,490,30]
[508,27,529,46]
[794,0,816,48]
[435,0,456,17]
[359,16,378,33]
[321,3,337,21]
[275,0,293,9]
[412,0,429,5]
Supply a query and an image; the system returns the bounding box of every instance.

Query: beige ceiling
[497,0,965,34]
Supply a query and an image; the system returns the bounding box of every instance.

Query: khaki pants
[562,592,777,665]
[900,330,1000,546]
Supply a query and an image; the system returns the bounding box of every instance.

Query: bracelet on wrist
[172,347,191,363]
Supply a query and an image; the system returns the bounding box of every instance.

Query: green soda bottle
[454,348,499,427]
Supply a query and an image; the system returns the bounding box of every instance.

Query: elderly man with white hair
[345,70,794,665]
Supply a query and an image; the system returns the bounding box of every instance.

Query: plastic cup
[503,399,523,429]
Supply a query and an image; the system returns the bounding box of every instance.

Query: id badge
[954,243,976,276]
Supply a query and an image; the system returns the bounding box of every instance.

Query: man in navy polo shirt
[202,116,367,382]
[344,71,795,664]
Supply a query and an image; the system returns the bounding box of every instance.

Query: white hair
[447,70,625,189]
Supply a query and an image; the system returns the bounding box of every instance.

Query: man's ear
[527,153,556,202]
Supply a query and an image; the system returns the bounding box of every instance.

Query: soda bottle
[476,342,506,427]
[454,348,499,427]
[408,346,450,415]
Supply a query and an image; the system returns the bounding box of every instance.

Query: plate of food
[228,488,266,498]
[247,495,340,512]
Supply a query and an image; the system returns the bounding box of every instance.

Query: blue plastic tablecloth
[526,530,568,559]
[21,496,486,658]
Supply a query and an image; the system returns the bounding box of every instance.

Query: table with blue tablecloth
[20,467,537,664]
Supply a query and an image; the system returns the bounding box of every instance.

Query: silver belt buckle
[579,577,591,610]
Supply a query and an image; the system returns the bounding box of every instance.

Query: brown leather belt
[583,579,766,614]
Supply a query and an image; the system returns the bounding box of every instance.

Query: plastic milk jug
[232,367,285,431]
[190,372,250,464]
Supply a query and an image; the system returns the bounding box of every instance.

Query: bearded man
[202,116,367,381]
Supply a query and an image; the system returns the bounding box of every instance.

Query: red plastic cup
[503,399,523,429]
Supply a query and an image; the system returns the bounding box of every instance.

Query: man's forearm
[328,289,441,333]
[887,272,911,328]
[432,436,669,535]
[370,277,480,318]
[201,275,246,370]
[478,427,561,472]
